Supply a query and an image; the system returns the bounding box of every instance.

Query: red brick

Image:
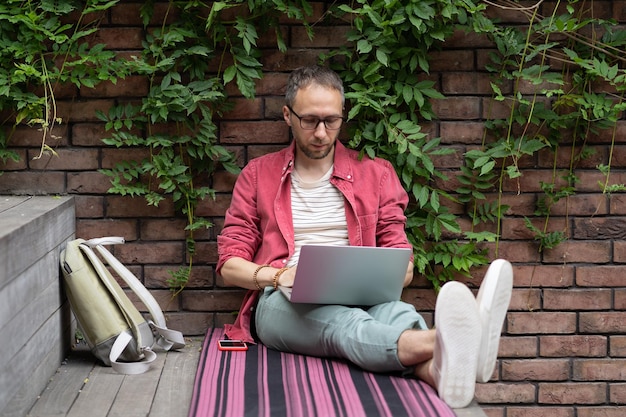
[498,194,542,218]
[144,265,214,289]
[429,50,475,71]
[506,407,574,417]
[542,241,611,264]
[485,241,541,263]
[212,171,238,193]
[447,29,493,48]
[502,359,570,381]
[29,148,99,171]
[611,336,626,357]
[610,383,626,403]
[610,144,626,168]
[67,172,112,194]
[499,216,558,243]
[513,265,575,288]
[195,194,233,217]
[255,73,288,96]
[573,217,626,240]
[549,194,608,216]
[543,289,612,311]
[220,121,289,144]
[221,98,264,120]
[0,171,66,194]
[76,218,138,240]
[540,335,607,357]
[499,336,538,358]
[140,218,189,240]
[189,242,218,264]
[74,195,104,218]
[508,288,541,311]
[264,96,286,120]
[538,145,606,170]
[72,123,109,146]
[613,241,626,262]
[580,312,626,333]
[481,97,514,119]
[101,148,151,169]
[577,407,626,417]
[609,194,626,214]
[113,241,184,264]
[182,289,245,312]
[261,50,325,72]
[106,195,176,217]
[576,266,626,287]
[479,407,504,417]
[9,125,69,147]
[508,312,577,335]
[164,311,213,336]
[442,72,494,95]
[292,25,351,48]
[538,382,606,404]
[474,382,535,404]
[401,289,437,311]
[431,97,481,120]
[573,359,626,381]
[0,149,27,170]
[57,99,116,123]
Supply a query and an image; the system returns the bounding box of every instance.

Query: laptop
[278,245,412,305]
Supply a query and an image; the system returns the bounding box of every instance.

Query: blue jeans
[254,288,428,373]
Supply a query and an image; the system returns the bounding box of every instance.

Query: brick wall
[1,1,625,415]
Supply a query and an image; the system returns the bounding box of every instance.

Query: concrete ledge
[0,196,75,417]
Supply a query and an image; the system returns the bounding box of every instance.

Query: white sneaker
[432,281,482,409]
[475,259,513,383]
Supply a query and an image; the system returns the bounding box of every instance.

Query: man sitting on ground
[217,65,513,408]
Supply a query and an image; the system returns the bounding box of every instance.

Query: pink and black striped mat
[189,328,456,417]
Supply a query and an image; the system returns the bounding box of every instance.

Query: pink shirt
[217,140,412,342]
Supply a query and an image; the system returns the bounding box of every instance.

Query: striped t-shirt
[288,166,348,266]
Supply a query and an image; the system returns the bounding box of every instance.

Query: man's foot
[432,281,481,408]
[475,259,513,383]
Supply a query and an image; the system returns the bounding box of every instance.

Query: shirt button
[282,259,287,264]
[347,175,352,179]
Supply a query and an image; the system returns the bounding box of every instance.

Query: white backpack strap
[83,237,186,351]
[109,332,157,375]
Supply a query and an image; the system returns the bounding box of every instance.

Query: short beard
[296,139,335,160]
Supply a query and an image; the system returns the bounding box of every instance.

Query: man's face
[283,83,344,162]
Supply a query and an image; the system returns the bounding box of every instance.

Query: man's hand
[277,266,297,287]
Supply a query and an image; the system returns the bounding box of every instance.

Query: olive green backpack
[60,237,185,374]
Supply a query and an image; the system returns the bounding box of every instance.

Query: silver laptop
[278,245,412,305]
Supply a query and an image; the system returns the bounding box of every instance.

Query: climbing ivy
[2,0,625,291]
[0,0,124,164]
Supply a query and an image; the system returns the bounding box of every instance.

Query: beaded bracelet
[252,264,270,290]
[272,267,289,290]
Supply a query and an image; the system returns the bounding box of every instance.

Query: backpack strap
[109,332,157,375]
[82,237,186,351]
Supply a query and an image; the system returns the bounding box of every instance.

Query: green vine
[0,0,124,165]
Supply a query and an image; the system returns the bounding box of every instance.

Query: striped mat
[189,328,456,417]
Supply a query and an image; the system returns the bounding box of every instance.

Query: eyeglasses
[287,105,344,130]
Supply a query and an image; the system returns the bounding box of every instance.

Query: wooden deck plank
[107,353,167,417]
[66,362,126,417]
[149,338,203,417]
[27,352,95,417]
